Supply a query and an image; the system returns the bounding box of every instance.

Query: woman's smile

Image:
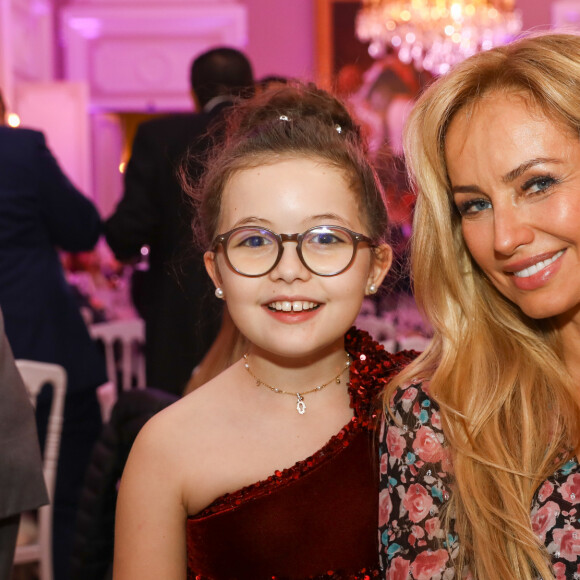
[446,92,580,322]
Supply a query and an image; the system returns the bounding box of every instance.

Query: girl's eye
[311,233,340,245]
[307,227,351,246]
[454,198,492,217]
[240,235,272,248]
[522,175,558,195]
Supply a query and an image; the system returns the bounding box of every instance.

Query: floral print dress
[378,381,580,579]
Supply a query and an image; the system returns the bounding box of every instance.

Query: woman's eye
[522,175,558,195]
[455,198,492,217]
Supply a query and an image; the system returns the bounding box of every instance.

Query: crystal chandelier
[356,0,522,75]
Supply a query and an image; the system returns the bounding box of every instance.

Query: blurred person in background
[0,89,107,580]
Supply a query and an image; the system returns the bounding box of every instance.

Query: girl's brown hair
[183,82,389,249]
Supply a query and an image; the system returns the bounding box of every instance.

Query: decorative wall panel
[12,0,54,83]
[15,81,92,196]
[61,2,247,111]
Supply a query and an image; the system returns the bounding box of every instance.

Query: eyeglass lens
[225,226,357,276]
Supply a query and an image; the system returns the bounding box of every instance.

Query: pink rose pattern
[379,381,580,578]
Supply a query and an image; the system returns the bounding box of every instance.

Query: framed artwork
[315,0,373,90]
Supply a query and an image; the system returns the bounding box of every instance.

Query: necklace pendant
[296,393,306,415]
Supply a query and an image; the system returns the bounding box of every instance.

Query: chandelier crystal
[356,0,522,75]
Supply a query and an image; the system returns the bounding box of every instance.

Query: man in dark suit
[105,47,254,396]
[0,307,48,579]
[0,115,107,579]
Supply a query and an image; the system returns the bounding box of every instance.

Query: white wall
[242,0,314,82]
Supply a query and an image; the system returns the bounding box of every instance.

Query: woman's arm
[379,382,458,579]
[113,415,188,580]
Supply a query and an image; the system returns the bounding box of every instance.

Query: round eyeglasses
[211,225,374,277]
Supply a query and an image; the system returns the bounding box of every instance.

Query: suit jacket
[0,127,107,393]
[105,106,227,395]
[0,307,48,519]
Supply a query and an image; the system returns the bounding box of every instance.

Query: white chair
[89,318,146,392]
[13,360,67,580]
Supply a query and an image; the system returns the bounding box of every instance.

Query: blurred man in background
[105,47,254,396]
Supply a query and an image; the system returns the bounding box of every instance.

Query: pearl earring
[368,284,377,295]
[215,287,224,299]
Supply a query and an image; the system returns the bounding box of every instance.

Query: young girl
[113,83,415,579]
[380,34,580,579]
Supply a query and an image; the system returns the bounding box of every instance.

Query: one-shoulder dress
[187,327,416,580]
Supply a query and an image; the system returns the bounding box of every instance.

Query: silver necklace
[242,353,351,414]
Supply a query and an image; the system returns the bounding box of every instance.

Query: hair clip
[279,115,290,121]
[335,124,342,134]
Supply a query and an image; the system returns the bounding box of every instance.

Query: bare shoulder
[137,359,242,440]
[128,362,245,510]
[113,367,245,579]
[145,361,242,439]
[113,395,201,579]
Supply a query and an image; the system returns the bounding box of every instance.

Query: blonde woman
[379,33,580,579]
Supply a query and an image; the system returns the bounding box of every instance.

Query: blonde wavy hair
[384,33,580,579]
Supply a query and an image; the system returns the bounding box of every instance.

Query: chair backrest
[89,318,146,392]
[14,360,67,580]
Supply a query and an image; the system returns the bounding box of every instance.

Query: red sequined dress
[186,327,416,580]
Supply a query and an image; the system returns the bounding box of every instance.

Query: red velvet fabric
[187,429,378,580]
